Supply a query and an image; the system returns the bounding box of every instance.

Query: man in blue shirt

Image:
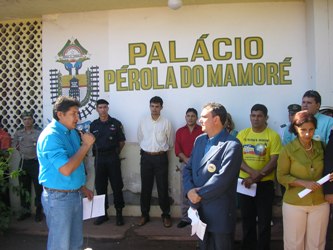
[37,96,95,250]
[282,90,333,145]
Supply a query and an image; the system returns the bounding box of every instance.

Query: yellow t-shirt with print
[237,127,282,181]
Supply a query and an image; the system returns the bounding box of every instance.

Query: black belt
[141,150,166,156]
[44,187,81,193]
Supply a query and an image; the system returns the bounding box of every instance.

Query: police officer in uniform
[13,110,43,222]
[90,99,126,226]
[279,103,301,145]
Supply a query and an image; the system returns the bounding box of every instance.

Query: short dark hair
[251,104,268,117]
[203,102,227,125]
[150,96,163,106]
[96,99,109,107]
[186,108,198,117]
[289,110,317,136]
[303,90,321,105]
[53,96,80,121]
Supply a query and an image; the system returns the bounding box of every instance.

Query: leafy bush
[0,148,21,233]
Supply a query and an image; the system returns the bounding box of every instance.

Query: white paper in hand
[298,173,331,198]
[83,194,105,220]
[236,178,257,197]
[187,207,207,240]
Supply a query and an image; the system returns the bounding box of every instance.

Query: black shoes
[94,209,125,226]
[177,220,191,228]
[17,212,31,221]
[116,209,124,226]
[94,215,109,225]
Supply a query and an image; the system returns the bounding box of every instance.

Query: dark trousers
[0,168,10,207]
[199,231,234,250]
[325,204,333,250]
[94,153,124,211]
[238,181,274,250]
[140,151,170,217]
[18,159,43,211]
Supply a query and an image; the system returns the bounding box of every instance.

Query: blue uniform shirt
[37,119,86,190]
[282,112,333,145]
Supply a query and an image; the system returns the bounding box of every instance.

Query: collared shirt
[90,115,126,153]
[282,112,333,145]
[279,122,289,146]
[13,127,41,159]
[175,124,202,158]
[0,128,11,150]
[37,119,85,190]
[237,127,282,181]
[137,115,174,152]
[204,132,222,154]
[277,138,326,206]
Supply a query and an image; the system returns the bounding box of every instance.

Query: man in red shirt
[0,115,12,207]
[175,108,203,228]
[0,119,11,151]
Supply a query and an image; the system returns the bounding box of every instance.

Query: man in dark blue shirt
[90,99,126,226]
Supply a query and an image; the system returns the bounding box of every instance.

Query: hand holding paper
[236,178,257,197]
[187,207,207,240]
[298,173,331,198]
[83,194,105,220]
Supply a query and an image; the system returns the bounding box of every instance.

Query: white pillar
[306,0,333,107]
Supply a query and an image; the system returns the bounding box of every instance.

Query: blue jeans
[180,163,190,222]
[42,189,83,250]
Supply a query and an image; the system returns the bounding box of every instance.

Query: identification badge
[207,163,216,173]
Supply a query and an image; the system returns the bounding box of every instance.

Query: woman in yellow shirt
[277,110,332,250]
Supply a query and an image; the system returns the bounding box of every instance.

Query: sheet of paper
[196,220,207,240]
[187,207,207,240]
[237,178,257,197]
[298,173,331,198]
[83,194,105,220]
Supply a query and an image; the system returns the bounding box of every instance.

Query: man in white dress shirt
[137,96,174,228]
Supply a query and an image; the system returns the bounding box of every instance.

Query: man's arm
[242,155,278,188]
[137,120,143,144]
[167,120,175,149]
[178,152,189,164]
[12,131,19,150]
[59,132,95,176]
[175,129,190,163]
[118,141,125,153]
[258,154,279,177]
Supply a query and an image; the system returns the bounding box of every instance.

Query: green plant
[0,148,21,233]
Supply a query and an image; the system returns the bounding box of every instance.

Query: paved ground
[1,215,284,250]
